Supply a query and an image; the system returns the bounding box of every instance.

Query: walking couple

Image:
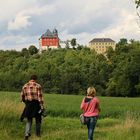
[20,75,100,140]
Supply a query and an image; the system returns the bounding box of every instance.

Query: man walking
[20,75,44,140]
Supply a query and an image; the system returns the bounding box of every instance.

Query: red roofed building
[39,29,59,51]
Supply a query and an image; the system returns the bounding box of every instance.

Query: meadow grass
[0,91,140,140]
[0,91,139,119]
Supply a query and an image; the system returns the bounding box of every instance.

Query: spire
[53,28,58,36]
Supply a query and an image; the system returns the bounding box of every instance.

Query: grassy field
[0,91,140,140]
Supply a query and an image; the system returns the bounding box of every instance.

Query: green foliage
[0,39,140,97]
[106,39,140,97]
[65,40,70,49]
[28,45,38,55]
[21,48,29,58]
[0,92,140,119]
[135,0,140,8]
[70,38,77,48]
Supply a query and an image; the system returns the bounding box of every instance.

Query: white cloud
[0,34,39,51]
[94,10,140,42]
[0,0,37,22]
[8,14,31,30]
[7,4,56,30]
[61,10,140,45]
[0,0,139,50]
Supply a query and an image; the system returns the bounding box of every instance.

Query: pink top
[80,96,100,117]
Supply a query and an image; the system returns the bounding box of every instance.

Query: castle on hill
[39,29,59,52]
[39,29,116,54]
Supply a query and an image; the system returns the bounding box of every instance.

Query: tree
[117,38,128,46]
[70,38,77,48]
[115,38,129,53]
[21,48,29,57]
[65,40,70,49]
[77,44,84,50]
[106,40,140,97]
[0,40,140,96]
[135,0,140,8]
[135,0,140,27]
[28,45,38,55]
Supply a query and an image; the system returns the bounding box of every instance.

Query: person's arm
[20,87,25,102]
[80,97,85,110]
[38,86,44,109]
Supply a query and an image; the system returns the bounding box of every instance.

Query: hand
[41,105,44,110]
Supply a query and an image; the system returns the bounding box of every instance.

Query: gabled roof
[44,29,53,36]
[89,38,115,43]
[41,29,58,38]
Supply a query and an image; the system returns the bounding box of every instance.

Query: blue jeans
[86,116,98,140]
[25,116,41,137]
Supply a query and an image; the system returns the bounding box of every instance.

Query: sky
[0,0,140,50]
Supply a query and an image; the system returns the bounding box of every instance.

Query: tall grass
[45,93,140,119]
[0,91,140,118]
[0,91,139,140]
[97,114,140,140]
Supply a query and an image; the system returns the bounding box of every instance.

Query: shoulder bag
[80,98,92,125]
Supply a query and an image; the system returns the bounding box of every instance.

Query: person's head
[30,75,37,81]
[87,87,96,97]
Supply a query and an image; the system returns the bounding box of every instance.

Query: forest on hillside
[0,39,140,97]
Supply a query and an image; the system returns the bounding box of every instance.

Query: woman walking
[80,87,100,140]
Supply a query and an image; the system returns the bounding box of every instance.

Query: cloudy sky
[0,0,139,50]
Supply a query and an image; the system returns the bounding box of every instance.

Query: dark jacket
[20,100,41,121]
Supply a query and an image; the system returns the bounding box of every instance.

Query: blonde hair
[87,87,96,97]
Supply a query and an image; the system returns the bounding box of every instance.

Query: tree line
[0,38,140,97]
